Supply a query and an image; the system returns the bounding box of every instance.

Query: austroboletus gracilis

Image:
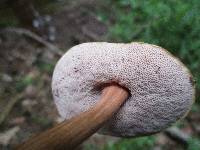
[52,42,195,137]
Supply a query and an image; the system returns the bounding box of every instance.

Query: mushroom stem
[16,85,129,150]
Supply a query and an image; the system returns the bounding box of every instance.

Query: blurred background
[0,0,199,149]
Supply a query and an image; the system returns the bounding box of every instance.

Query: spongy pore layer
[52,42,195,137]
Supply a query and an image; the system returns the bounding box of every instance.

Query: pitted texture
[52,42,195,137]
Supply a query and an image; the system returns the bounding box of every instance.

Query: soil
[0,2,107,149]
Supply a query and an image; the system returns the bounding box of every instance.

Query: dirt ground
[0,2,108,149]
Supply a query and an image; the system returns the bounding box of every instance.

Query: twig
[0,93,24,126]
[0,71,46,126]
[164,127,190,145]
[81,26,100,41]
[0,27,63,56]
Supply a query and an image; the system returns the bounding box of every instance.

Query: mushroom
[17,42,195,150]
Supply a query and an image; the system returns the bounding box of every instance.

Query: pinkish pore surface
[52,42,195,137]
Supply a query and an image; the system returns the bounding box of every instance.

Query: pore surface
[52,42,194,137]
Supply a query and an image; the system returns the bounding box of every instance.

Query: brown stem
[16,85,129,150]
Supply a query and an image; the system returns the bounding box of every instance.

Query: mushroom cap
[52,42,195,137]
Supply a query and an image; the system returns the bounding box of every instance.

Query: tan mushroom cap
[52,42,195,137]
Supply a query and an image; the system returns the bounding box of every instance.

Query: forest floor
[0,1,200,150]
[0,2,110,149]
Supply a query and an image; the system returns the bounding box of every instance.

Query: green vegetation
[16,75,35,92]
[94,0,200,150]
[84,136,155,150]
[31,114,53,129]
[36,60,55,74]
[84,135,199,150]
[188,137,200,150]
[98,0,200,100]
[104,136,155,150]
